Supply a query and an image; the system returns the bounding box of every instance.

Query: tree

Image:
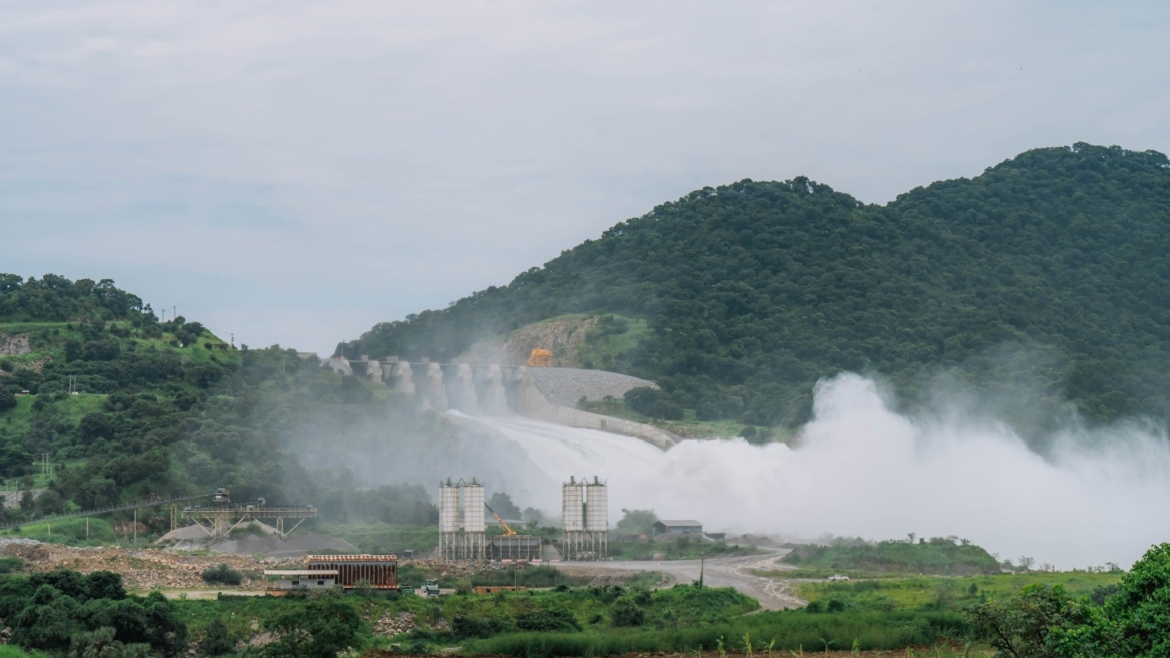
[69,626,151,658]
[611,597,645,627]
[11,585,84,653]
[201,617,233,656]
[263,594,361,658]
[615,509,658,535]
[966,584,1111,657]
[141,591,188,657]
[487,492,521,520]
[1108,542,1170,657]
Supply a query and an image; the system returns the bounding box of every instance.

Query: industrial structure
[307,554,398,590]
[263,569,338,594]
[181,489,317,540]
[438,478,488,561]
[652,520,703,536]
[562,476,608,560]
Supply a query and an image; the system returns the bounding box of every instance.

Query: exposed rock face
[458,318,597,367]
[0,334,30,356]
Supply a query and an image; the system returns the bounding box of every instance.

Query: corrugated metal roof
[307,554,397,562]
[656,520,702,526]
[264,570,339,576]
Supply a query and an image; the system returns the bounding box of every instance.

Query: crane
[484,502,517,536]
[526,322,560,367]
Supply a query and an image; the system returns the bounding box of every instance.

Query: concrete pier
[445,364,479,413]
[474,365,509,415]
[416,362,448,411]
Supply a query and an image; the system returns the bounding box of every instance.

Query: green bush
[612,597,645,627]
[515,608,581,633]
[201,564,243,586]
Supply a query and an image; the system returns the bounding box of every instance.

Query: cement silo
[562,476,607,560]
[562,477,585,532]
[438,478,487,561]
[439,480,460,533]
[585,478,608,532]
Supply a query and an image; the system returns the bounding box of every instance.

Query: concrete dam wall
[328,356,678,450]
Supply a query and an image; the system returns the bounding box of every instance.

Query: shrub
[612,597,645,627]
[201,564,243,586]
[515,609,580,633]
[202,617,233,656]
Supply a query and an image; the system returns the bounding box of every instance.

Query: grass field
[0,516,118,545]
[575,315,653,371]
[794,570,1123,613]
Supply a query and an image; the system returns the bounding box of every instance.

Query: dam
[324,355,678,449]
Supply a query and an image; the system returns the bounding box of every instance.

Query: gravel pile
[0,537,43,548]
[529,367,657,407]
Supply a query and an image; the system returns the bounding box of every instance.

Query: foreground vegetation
[0,543,1166,656]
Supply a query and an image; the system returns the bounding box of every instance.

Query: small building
[264,570,338,594]
[308,554,398,589]
[652,520,703,536]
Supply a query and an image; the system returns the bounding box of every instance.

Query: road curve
[552,550,805,610]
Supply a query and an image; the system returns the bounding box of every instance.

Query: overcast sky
[2,1,1168,354]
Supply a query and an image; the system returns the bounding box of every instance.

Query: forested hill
[344,143,1170,432]
[0,275,475,535]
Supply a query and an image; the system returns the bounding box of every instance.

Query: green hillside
[0,275,478,541]
[342,143,1170,434]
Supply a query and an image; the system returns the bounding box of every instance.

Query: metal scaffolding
[182,503,317,540]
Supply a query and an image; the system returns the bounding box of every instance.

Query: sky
[2,1,1168,355]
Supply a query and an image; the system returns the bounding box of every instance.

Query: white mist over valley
[457,373,1170,569]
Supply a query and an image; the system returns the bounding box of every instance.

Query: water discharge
[455,373,1170,569]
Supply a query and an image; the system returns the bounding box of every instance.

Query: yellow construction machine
[526,323,560,367]
[484,503,517,536]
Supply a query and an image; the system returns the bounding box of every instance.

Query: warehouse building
[652,520,703,536]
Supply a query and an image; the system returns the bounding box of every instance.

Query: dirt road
[554,550,804,610]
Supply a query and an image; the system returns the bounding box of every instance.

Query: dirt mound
[2,542,303,591]
[207,532,356,557]
[161,523,356,557]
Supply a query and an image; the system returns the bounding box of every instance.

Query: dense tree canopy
[344,143,1170,432]
[0,275,452,530]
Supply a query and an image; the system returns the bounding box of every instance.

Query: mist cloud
[466,373,1170,568]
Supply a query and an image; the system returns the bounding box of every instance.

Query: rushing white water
[454,373,1170,569]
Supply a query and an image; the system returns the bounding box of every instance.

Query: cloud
[1,1,1168,352]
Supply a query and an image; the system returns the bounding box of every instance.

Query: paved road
[554,550,805,610]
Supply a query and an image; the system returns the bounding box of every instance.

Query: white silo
[562,477,585,532]
[439,480,460,533]
[563,476,607,560]
[438,479,461,560]
[461,482,486,533]
[585,478,608,532]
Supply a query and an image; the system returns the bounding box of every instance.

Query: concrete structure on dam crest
[327,356,678,450]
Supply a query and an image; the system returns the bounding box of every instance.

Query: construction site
[436,475,608,563]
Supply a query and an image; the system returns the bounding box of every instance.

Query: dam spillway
[327,356,676,448]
